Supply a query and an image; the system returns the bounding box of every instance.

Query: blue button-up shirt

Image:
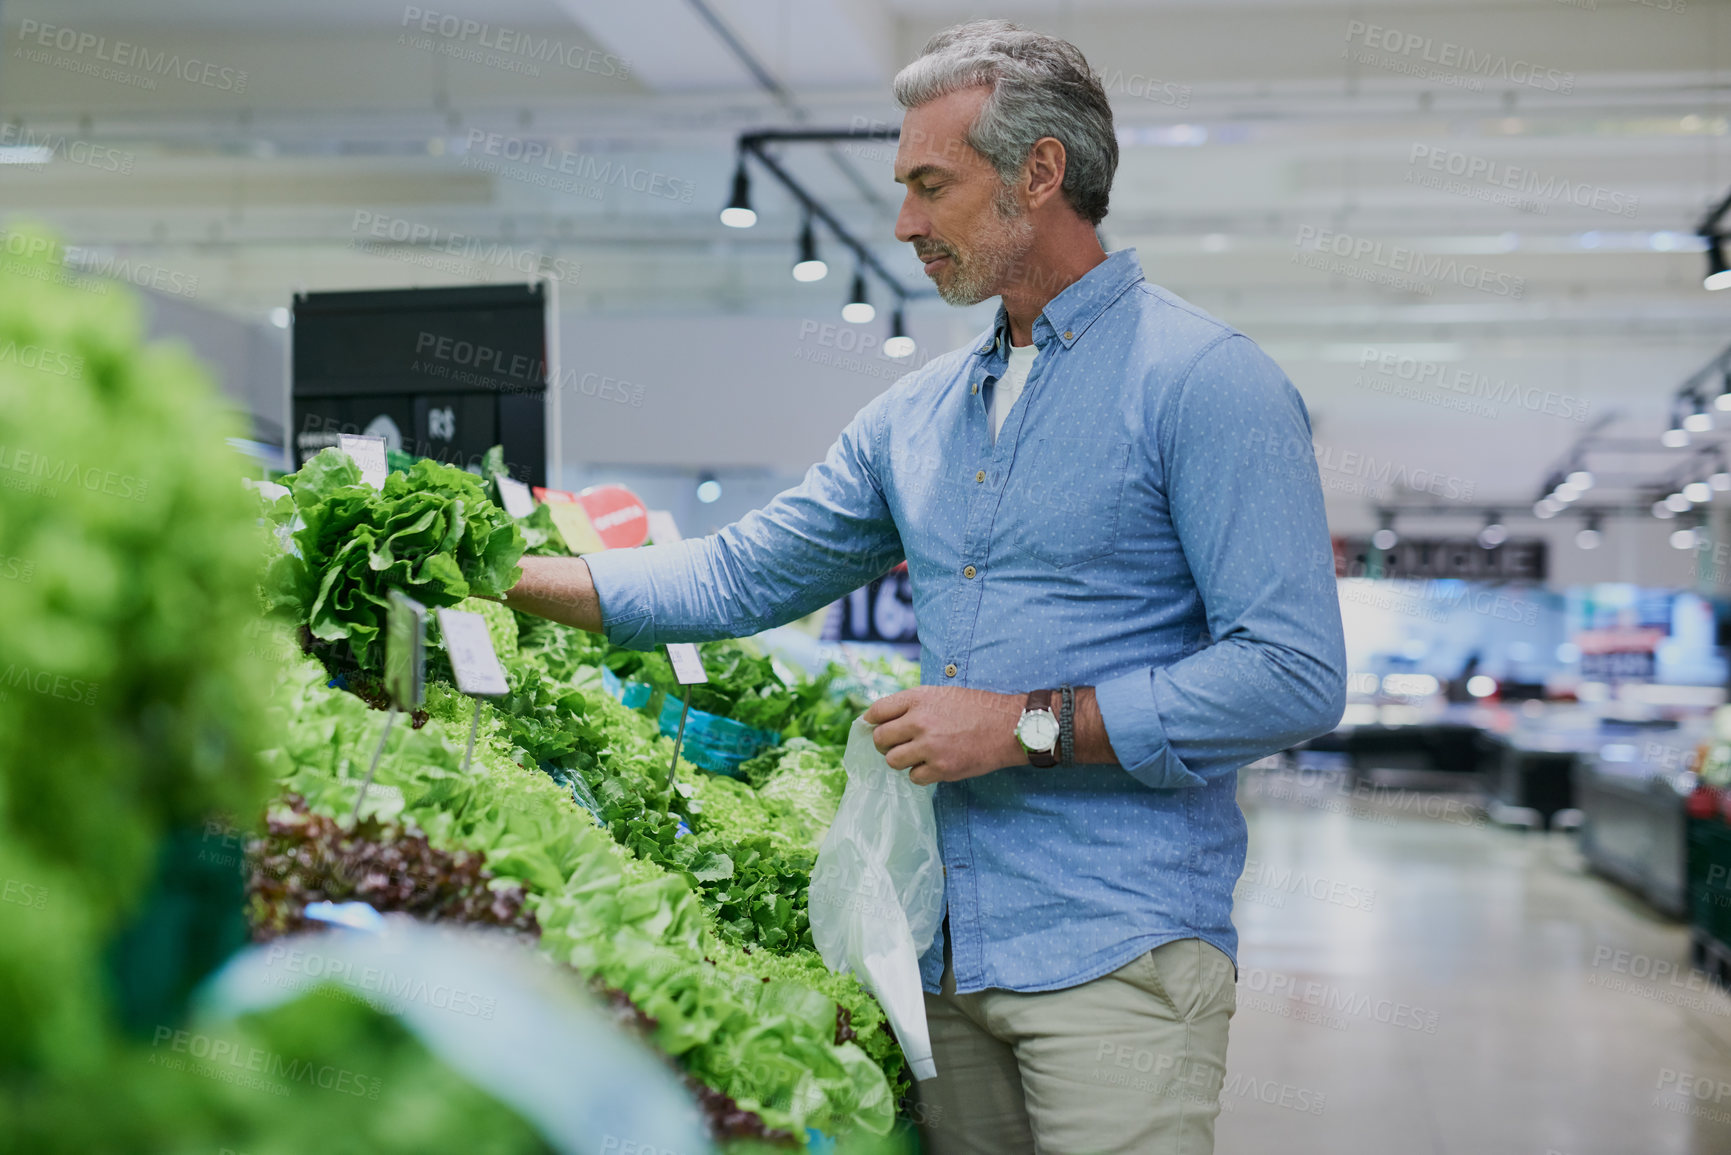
[584,248,1346,995]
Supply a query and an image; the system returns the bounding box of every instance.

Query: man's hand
[864,686,1026,785]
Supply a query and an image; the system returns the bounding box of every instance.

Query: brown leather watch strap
[1023,689,1058,767]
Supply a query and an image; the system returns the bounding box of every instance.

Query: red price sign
[577,484,649,549]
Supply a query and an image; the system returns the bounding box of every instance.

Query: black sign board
[824,566,919,657]
[1335,537,1547,582]
[291,283,548,485]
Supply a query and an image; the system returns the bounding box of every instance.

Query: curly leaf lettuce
[267,450,524,669]
[259,660,896,1137]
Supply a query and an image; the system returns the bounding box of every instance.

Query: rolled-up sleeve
[1097,335,1346,789]
[582,396,905,650]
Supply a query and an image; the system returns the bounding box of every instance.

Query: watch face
[1018,710,1060,752]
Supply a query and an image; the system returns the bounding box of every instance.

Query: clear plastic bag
[809,717,945,1081]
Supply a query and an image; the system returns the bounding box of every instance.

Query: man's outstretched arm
[502,555,605,632]
[503,396,905,649]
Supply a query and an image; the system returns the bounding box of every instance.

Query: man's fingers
[870,715,920,756]
[908,763,940,787]
[883,740,924,772]
[863,690,915,726]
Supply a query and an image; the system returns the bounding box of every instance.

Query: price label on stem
[495,474,535,519]
[437,608,509,697]
[666,643,707,685]
[384,591,426,711]
[337,434,389,490]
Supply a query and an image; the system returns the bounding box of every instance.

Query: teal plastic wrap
[599,666,780,775]
[654,694,781,776]
[600,665,654,710]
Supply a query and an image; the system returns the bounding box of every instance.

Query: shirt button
[944,663,958,678]
[975,470,986,483]
[963,565,977,579]
[1064,330,1074,340]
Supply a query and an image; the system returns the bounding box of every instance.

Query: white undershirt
[991,342,1039,443]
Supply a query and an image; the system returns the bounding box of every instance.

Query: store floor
[1220,769,1731,1155]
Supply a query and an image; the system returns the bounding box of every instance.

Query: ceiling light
[1653,500,1677,519]
[1666,492,1693,512]
[1534,499,1560,518]
[1478,516,1508,549]
[1371,511,1399,552]
[1555,486,1580,503]
[1672,527,1699,550]
[1711,471,1731,491]
[792,216,827,282]
[1566,470,1593,489]
[1707,237,1731,290]
[884,308,915,359]
[696,473,722,504]
[841,272,875,324]
[1662,426,1690,448]
[1576,527,1602,549]
[1686,481,1713,503]
[269,306,290,329]
[720,162,756,228]
[1686,411,1714,433]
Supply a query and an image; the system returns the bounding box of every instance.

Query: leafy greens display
[262,655,901,1137]
[265,449,524,671]
[607,640,798,732]
[252,439,919,1141]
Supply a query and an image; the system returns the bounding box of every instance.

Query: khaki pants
[915,938,1236,1155]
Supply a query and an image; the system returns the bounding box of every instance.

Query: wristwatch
[1016,689,1060,768]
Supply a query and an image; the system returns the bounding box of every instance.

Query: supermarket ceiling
[3,0,1730,515]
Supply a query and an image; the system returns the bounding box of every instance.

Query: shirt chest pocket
[1006,437,1133,568]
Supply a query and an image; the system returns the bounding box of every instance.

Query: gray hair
[893,20,1118,225]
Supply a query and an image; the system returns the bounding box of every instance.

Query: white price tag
[437,608,510,697]
[496,474,535,519]
[338,434,389,490]
[666,643,708,685]
[646,509,683,545]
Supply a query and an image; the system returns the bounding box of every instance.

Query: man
[506,19,1345,1155]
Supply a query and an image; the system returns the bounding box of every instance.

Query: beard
[920,185,1036,307]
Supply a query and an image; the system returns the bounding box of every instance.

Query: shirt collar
[973,247,1145,357]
